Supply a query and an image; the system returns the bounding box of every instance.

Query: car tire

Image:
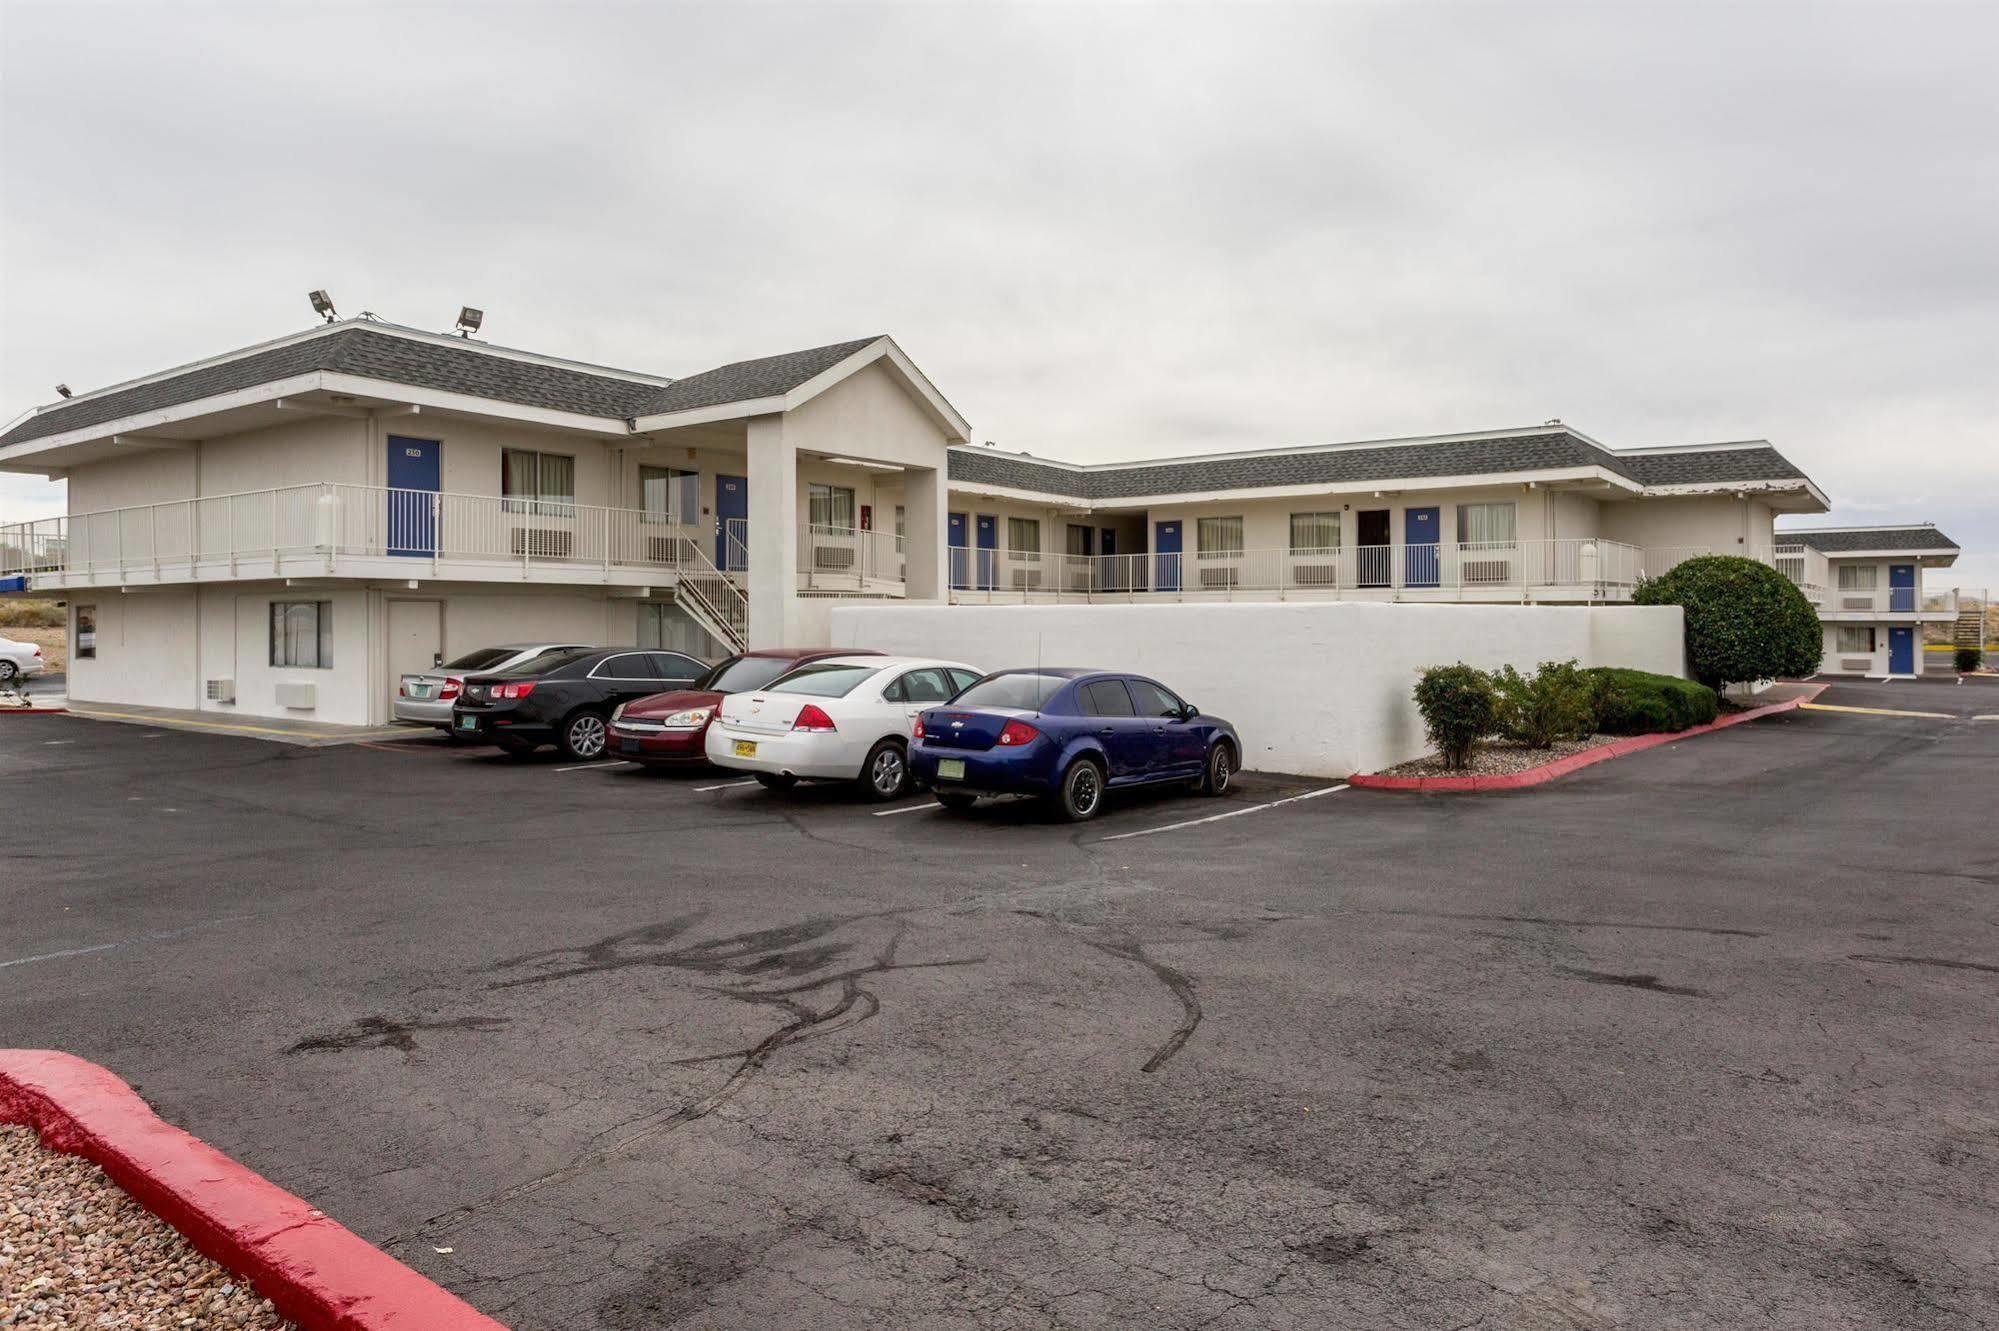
[1199,741,1234,797]
[754,772,798,791]
[862,738,911,802]
[0,661,17,681]
[558,710,609,761]
[934,790,978,812]
[1050,757,1107,822]
[496,737,537,759]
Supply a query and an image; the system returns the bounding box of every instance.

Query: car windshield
[699,655,799,694]
[952,673,1067,711]
[762,663,883,698]
[491,648,594,677]
[442,647,516,672]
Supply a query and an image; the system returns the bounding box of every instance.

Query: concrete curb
[1350,683,1829,794]
[0,1049,505,1331]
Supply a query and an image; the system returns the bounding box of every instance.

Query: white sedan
[706,655,984,800]
[1,635,47,684]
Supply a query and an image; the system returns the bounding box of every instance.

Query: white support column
[745,413,801,646]
[902,465,947,603]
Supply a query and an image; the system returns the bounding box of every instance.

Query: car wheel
[496,737,537,759]
[0,661,16,681]
[934,790,978,812]
[559,710,609,761]
[1199,741,1234,797]
[1051,757,1106,822]
[754,772,798,791]
[862,738,911,802]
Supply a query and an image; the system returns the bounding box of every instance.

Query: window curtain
[1008,517,1040,555]
[1835,626,1874,653]
[1289,512,1339,554]
[1198,516,1244,558]
[641,467,697,525]
[502,449,536,513]
[271,601,330,668]
[809,484,856,531]
[1456,502,1517,546]
[1837,564,1877,590]
[537,454,575,516]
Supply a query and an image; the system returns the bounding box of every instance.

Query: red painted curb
[0,705,66,714]
[0,1050,506,1331]
[1351,683,1829,794]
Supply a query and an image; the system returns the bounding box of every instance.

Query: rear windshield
[952,673,1067,711]
[763,663,883,698]
[492,648,594,677]
[442,647,515,672]
[700,655,798,694]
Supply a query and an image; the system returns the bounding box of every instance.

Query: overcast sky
[3,0,1993,588]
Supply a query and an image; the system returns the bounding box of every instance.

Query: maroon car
[607,647,879,767]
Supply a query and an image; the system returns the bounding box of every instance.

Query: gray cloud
[4,0,1993,586]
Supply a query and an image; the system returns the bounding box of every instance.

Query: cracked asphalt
[3,676,1995,1329]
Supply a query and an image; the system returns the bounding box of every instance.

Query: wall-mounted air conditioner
[205,678,235,704]
[275,681,316,710]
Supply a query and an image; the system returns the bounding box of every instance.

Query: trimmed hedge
[1632,555,1821,690]
[1587,667,1718,734]
[1413,663,1498,770]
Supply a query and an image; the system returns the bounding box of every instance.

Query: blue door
[386,436,439,557]
[715,474,747,569]
[1888,626,1915,675]
[1154,521,1182,592]
[948,512,968,589]
[975,514,998,590]
[1889,563,1916,612]
[1405,507,1440,588]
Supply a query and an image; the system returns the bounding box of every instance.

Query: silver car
[396,642,592,734]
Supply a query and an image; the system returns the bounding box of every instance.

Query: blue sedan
[911,668,1241,821]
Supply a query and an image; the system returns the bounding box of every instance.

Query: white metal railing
[798,523,905,591]
[946,538,1647,601]
[1773,543,1830,604]
[0,483,714,583]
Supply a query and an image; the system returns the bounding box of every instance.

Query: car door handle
[1099,726,1115,735]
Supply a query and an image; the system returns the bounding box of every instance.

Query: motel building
[1772,524,1973,678]
[0,315,1901,727]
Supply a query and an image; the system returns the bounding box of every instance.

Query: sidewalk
[55,702,429,747]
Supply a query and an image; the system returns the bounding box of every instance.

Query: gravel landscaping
[1382,732,1617,777]
[1,1124,291,1330]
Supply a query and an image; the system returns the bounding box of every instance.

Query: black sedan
[452,648,708,759]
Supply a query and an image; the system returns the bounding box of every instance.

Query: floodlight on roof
[455,306,484,337]
[54,383,72,398]
[309,290,337,323]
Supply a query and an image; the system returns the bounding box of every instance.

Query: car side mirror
[1179,703,1198,720]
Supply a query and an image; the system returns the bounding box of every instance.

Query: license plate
[619,738,642,754]
[733,739,758,759]
[937,759,966,781]
[409,684,431,699]
[456,715,479,731]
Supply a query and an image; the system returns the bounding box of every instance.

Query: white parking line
[872,800,937,817]
[1094,784,1349,842]
[554,759,639,772]
[695,779,760,792]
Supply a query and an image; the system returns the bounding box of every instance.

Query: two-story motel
[1772,524,1971,678]
[0,317,1901,725]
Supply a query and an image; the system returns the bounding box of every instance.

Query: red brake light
[997,719,1040,746]
[911,715,925,739]
[793,703,837,732]
[439,677,462,701]
[499,680,536,700]
[398,681,407,697]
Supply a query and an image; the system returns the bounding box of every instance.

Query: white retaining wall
[827,601,1685,777]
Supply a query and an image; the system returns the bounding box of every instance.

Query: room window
[1456,502,1517,547]
[1835,626,1876,653]
[1066,524,1095,557]
[639,466,698,525]
[808,483,856,532]
[74,605,97,660]
[1289,512,1340,555]
[1007,517,1041,559]
[1837,564,1878,590]
[270,601,333,669]
[502,449,576,517]
[1197,516,1244,559]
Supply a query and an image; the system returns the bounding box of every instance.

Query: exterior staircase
[1955,602,1985,656]
[673,538,748,654]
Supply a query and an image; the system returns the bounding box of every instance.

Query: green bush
[1413,664,1498,770]
[1633,555,1821,690]
[1587,667,1718,734]
[1958,646,1984,673]
[1492,659,1598,749]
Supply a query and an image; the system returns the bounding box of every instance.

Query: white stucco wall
[827,601,1685,777]
[65,591,201,710]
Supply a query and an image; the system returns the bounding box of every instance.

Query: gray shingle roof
[1780,525,1957,553]
[634,338,882,417]
[0,326,666,449]
[947,434,1813,500]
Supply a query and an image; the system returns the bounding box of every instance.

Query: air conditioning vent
[205,678,235,703]
[1009,568,1044,590]
[1841,596,1873,611]
[275,680,316,710]
[1199,566,1241,589]
[813,545,856,570]
[1461,560,1511,584]
[1840,657,1872,672]
[511,528,573,559]
[1292,564,1340,587]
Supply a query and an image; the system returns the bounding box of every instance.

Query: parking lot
[4,678,1996,1330]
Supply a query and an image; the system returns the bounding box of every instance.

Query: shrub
[1413,664,1498,770]
[1492,659,1598,749]
[1958,646,1984,673]
[1633,555,1821,690]
[1587,667,1718,734]
[0,599,64,629]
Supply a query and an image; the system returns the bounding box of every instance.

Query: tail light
[997,719,1040,746]
[498,680,536,700]
[439,677,462,701]
[911,715,926,739]
[792,703,837,732]
[398,679,407,697]
[32,645,42,658]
